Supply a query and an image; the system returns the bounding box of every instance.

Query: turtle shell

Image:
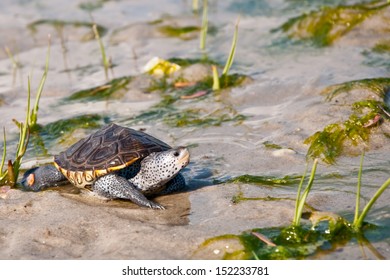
[54,123,171,188]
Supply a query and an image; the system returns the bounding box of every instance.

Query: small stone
[0,186,11,199]
[272,148,296,157]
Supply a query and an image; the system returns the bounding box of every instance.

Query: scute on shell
[54,123,171,174]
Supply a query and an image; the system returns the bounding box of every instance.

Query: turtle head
[21,165,67,191]
[21,167,42,191]
[133,146,190,190]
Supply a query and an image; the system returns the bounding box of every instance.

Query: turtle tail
[21,165,68,191]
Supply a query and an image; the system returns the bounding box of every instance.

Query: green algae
[152,17,216,41]
[305,78,390,164]
[66,76,132,102]
[227,174,302,187]
[274,1,390,47]
[305,123,346,164]
[158,25,200,40]
[231,190,292,205]
[131,70,248,128]
[372,40,390,53]
[197,221,356,260]
[23,114,107,159]
[199,193,387,260]
[37,114,105,142]
[323,77,390,101]
[79,0,108,11]
[60,55,247,128]
[225,206,384,259]
[131,105,246,128]
[163,108,245,127]
[28,20,107,42]
[198,155,390,260]
[202,219,384,260]
[263,141,283,149]
[168,57,218,67]
[304,102,383,164]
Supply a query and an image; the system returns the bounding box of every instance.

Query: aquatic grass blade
[93,23,110,78]
[293,163,309,226]
[222,17,239,76]
[353,151,365,225]
[0,128,7,181]
[354,177,390,230]
[26,77,32,127]
[7,77,31,186]
[199,0,208,50]
[293,159,318,226]
[192,0,199,12]
[212,65,220,91]
[30,36,50,127]
[17,74,31,161]
[4,46,20,69]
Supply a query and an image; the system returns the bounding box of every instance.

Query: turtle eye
[173,151,180,157]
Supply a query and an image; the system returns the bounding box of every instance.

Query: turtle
[21,123,190,209]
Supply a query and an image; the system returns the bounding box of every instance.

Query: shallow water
[1,0,390,259]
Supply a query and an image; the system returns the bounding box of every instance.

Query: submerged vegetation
[198,156,390,260]
[37,114,106,142]
[128,69,248,128]
[274,1,390,47]
[65,76,132,101]
[225,174,302,187]
[304,78,390,164]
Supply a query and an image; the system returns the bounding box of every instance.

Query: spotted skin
[93,173,165,209]
[93,147,189,209]
[129,149,189,194]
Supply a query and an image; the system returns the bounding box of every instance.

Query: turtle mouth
[177,148,190,168]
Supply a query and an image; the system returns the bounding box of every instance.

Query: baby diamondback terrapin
[21,123,190,209]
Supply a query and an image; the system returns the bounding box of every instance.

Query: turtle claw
[147,201,165,210]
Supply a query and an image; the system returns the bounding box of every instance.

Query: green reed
[292,159,318,226]
[0,40,50,186]
[92,23,111,79]
[352,152,390,231]
[212,18,239,91]
[29,36,50,129]
[199,0,208,50]
[222,17,239,76]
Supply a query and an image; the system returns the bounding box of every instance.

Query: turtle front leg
[93,173,165,210]
[21,165,68,191]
